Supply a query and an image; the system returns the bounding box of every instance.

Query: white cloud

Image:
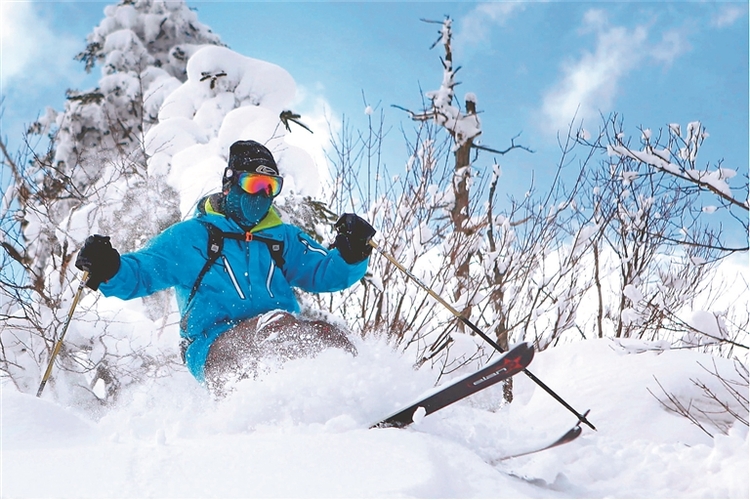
[0,2,81,89]
[711,4,747,28]
[579,8,608,34]
[539,9,689,135]
[650,29,690,65]
[455,2,526,49]
[541,15,647,134]
[1,1,37,79]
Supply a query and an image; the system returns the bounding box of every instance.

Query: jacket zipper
[222,256,246,299]
[266,262,275,298]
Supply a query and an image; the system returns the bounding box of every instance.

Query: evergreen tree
[2,0,324,403]
[3,0,224,401]
[18,0,221,295]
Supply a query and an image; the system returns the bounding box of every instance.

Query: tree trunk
[452,139,473,330]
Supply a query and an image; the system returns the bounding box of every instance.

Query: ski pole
[36,270,89,397]
[368,240,596,431]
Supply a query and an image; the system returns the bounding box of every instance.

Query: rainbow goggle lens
[236,172,283,197]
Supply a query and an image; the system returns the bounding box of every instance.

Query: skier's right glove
[333,214,376,264]
[75,235,121,291]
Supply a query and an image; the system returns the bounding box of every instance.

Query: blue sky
[1,1,748,244]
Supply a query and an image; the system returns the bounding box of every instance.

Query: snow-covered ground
[3,337,747,498]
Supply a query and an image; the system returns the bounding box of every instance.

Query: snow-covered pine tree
[1,0,224,403]
[1,0,322,404]
[30,0,224,262]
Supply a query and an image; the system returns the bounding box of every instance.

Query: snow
[3,338,748,498]
[686,310,729,343]
[145,44,317,217]
[2,4,748,498]
[412,18,481,148]
[607,120,747,209]
[623,283,644,303]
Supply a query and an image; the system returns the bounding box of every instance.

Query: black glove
[332,214,376,264]
[74,235,121,291]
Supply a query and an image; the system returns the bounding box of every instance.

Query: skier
[75,140,375,394]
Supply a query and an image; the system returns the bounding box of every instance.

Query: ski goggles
[236,172,283,197]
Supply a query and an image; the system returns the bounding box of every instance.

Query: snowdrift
[3,337,747,498]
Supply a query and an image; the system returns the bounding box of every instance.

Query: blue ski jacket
[99,197,368,382]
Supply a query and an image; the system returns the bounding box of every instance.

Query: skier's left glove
[75,235,121,291]
[333,214,376,264]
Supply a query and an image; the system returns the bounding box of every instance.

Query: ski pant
[203,311,356,396]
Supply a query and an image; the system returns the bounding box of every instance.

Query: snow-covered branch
[606,120,749,211]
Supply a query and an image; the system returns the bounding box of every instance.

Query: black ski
[489,410,590,462]
[371,342,535,429]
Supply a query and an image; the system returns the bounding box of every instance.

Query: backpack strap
[180,221,224,333]
[221,232,286,268]
[261,237,286,268]
[186,221,286,307]
[186,222,225,306]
